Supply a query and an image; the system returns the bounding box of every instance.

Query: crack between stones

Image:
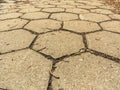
[0,47,29,55]
[82,34,88,49]
[30,48,86,90]
[42,50,86,90]
[87,49,120,63]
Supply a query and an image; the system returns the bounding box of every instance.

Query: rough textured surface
[0,0,120,90]
[91,9,113,14]
[52,53,120,90]
[50,12,78,21]
[42,8,65,13]
[109,14,120,20]
[63,20,101,33]
[19,8,40,13]
[0,19,28,32]
[0,30,35,53]
[32,31,84,58]
[0,13,23,20]
[100,21,120,33]
[79,13,111,22]
[21,12,50,19]
[0,49,52,90]
[86,31,120,58]
[66,8,89,14]
[24,19,62,33]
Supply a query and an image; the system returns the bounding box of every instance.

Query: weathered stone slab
[25,19,62,33]
[21,12,49,19]
[100,21,120,33]
[86,31,120,58]
[50,12,78,21]
[79,13,110,22]
[32,31,84,58]
[42,8,65,13]
[0,19,28,32]
[0,13,22,20]
[52,53,120,90]
[63,20,100,33]
[0,49,52,90]
[0,30,35,53]
[66,8,89,14]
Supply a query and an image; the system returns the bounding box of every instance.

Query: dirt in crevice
[0,0,7,3]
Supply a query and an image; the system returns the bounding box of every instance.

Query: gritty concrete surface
[66,8,89,14]
[0,29,35,53]
[52,53,120,90]
[32,31,84,58]
[25,19,62,33]
[50,12,79,21]
[0,49,52,90]
[100,21,120,33]
[91,8,114,14]
[0,0,120,90]
[63,20,101,33]
[0,13,23,20]
[21,12,50,19]
[0,19,28,31]
[86,31,120,58]
[79,13,111,22]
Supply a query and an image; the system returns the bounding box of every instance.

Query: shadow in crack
[0,0,7,3]
[15,0,30,4]
[0,88,8,90]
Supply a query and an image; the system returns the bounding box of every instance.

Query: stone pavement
[0,0,120,90]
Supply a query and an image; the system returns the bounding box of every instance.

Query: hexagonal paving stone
[32,31,84,58]
[0,29,35,53]
[18,4,35,8]
[86,31,120,58]
[100,21,120,33]
[68,2,84,6]
[42,7,65,13]
[91,9,113,14]
[36,4,55,8]
[66,8,89,14]
[57,5,75,8]
[87,2,104,6]
[21,12,49,19]
[77,5,97,9]
[24,19,62,33]
[0,19,28,32]
[0,13,23,20]
[52,53,120,90]
[49,1,66,5]
[63,20,101,33]
[0,49,52,90]
[79,13,111,22]
[109,14,120,20]
[0,9,19,14]
[19,8,40,13]
[98,5,114,10]
[50,13,78,21]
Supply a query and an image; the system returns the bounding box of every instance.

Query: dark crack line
[46,49,86,90]
[0,47,29,55]
[88,49,120,63]
[29,35,38,48]
[47,61,56,90]
[82,34,88,49]
[103,29,120,35]
[0,88,8,90]
[62,28,102,35]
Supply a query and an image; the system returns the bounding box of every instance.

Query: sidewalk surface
[0,0,120,90]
